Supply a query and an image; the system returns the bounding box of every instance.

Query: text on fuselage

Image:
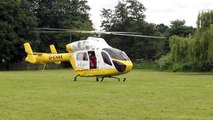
[49,55,63,60]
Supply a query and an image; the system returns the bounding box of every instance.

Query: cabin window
[101,52,112,66]
[103,48,130,61]
[76,52,88,61]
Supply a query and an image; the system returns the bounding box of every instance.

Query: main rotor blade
[34,29,100,34]
[111,33,166,39]
[36,28,69,31]
[36,28,140,34]
[31,30,70,33]
[33,28,165,39]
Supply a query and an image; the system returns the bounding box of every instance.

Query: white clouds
[88,0,213,30]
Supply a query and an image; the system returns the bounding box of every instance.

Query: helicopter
[24,28,165,82]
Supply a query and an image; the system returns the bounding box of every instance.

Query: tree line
[0,0,212,71]
[158,11,213,71]
[0,0,92,67]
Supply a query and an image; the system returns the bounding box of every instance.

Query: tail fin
[24,43,33,54]
[50,44,61,64]
[24,43,36,63]
[50,45,57,54]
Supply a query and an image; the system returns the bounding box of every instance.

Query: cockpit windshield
[103,48,130,61]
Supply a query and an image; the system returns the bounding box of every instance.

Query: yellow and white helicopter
[24,28,164,82]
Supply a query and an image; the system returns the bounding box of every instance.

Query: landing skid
[96,76,126,82]
[74,75,126,82]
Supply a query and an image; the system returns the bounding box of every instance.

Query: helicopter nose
[124,61,133,73]
[113,60,126,72]
[112,60,133,73]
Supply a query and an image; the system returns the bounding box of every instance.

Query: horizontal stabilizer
[25,55,36,64]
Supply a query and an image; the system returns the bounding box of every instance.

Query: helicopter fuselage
[66,37,133,77]
[24,37,133,78]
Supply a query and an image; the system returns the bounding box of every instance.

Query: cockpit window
[103,48,130,61]
[101,52,112,66]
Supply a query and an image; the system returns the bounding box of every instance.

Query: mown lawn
[0,69,213,120]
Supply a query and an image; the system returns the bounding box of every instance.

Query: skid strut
[74,75,80,81]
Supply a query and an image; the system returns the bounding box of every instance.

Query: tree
[0,0,38,63]
[167,19,195,37]
[101,0,164,60]
[159,10,213,71]
[197,10,213,30]
[156,23,169,33]
[101,0,146,30]
[156,23,170,54]
[27,0,93,52]
[195,10,213,62]
[157,20,196,57]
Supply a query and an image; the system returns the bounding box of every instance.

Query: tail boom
[27,53,70,64]
[24,42,70,64]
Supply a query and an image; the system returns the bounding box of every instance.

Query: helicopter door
[75,51,89,69]
[88,51,97,69]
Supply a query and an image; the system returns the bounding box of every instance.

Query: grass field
[0,69,213,120]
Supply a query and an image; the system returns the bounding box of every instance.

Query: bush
[198,61,213,72]
[170,62,213,72]
[158,54,172,70]
[133,59,158,70]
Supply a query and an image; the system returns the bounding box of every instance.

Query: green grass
[0,69,213,120]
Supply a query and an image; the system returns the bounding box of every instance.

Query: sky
[87,0,213,30]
